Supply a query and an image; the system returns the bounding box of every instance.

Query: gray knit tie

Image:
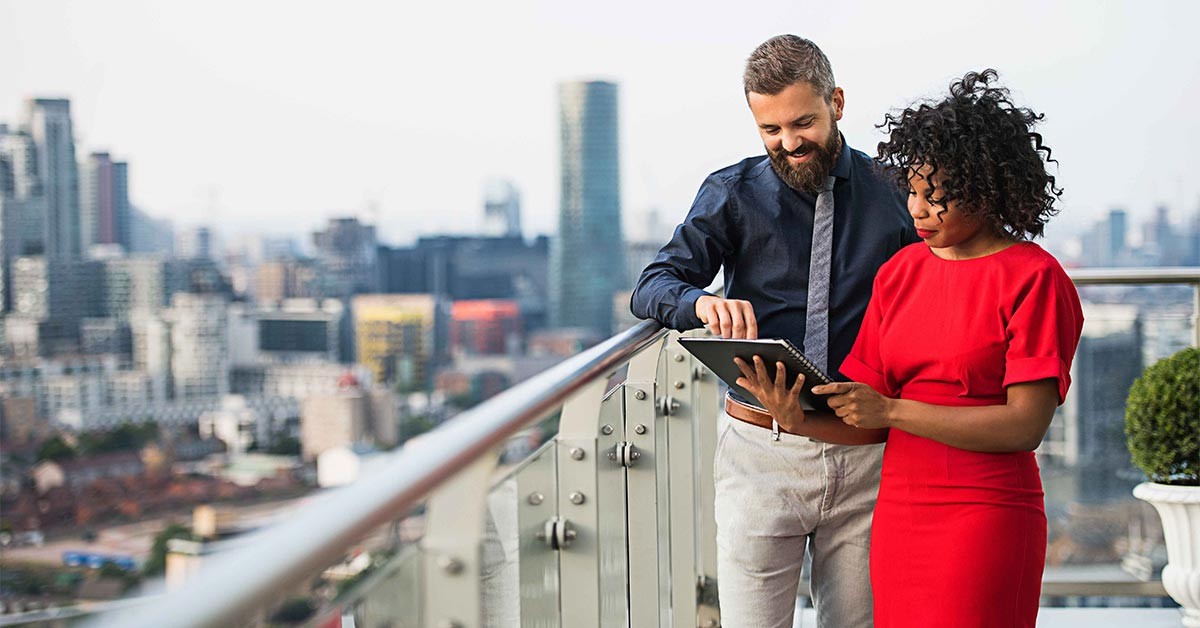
[804,176,837,374]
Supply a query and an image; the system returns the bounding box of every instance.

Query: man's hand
[811,382,894,429]
[696,295,758,339]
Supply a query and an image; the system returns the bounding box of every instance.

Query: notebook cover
[677,337,835,413]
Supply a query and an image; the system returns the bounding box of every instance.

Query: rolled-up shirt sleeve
[630,175,736,330]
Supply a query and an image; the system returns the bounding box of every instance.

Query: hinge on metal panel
[537,516,576,551]
[606,442,642,467]
[658,395,680,416]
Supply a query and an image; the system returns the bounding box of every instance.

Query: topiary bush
[1125,347,1199,486]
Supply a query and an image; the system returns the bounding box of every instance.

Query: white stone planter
[1134,482,1200,627]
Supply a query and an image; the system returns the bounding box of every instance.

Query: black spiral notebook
[677,337,835,413]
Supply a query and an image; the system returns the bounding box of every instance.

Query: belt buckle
[771,419,780,441]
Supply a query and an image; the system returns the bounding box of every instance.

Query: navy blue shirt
[630,137,918,381]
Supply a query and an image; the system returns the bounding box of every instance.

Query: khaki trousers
[714,411,884,628]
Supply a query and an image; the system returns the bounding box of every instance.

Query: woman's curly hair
[876,69,1062,239]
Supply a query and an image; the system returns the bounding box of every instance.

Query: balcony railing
[49,268,1198,628]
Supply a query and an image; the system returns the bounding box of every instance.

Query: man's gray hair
[743,35,836,101]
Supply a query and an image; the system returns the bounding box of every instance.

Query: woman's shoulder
[868,242,929,296]
[880,241,929,271]
[1005,241,1073,280]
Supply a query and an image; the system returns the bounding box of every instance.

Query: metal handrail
[1065,266,1200,345]
[1066,266,1200,285]
[91,319,668,628]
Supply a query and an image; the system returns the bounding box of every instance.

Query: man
[630,35,917,627]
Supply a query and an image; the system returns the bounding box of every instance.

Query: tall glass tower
[551,80,625,335]
[22,99,80,260]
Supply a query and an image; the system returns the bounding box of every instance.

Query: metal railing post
[687,330,722,628]
[422,453,498,628]
[663,333,700,626]
[514,442,560,626]
[554,377,610,626]
[625,335,669,627]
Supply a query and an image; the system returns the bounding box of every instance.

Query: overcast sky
[2,0,1198,247]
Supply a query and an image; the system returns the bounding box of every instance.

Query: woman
[735,69,1083,627]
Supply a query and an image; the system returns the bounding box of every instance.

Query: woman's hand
[811,382,894,429]
[733,355,806,425]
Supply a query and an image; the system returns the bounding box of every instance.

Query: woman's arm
[812,379,1059,452]
[734,356,888,445]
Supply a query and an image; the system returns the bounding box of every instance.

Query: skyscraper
[551,80,625,336]
[22,99,80,260]
[0,124,47,310]
[80,152,131,253]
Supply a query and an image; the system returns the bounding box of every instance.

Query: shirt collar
[831,133,852,181]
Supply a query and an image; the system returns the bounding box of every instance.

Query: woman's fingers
[733,357,755,381]
[753,355,771,385]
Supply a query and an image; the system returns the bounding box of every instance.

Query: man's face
[747,82,844,194]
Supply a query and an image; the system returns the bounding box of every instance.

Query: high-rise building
[227,298,344,365]
[313,217,378,298]
[352,294,437,390]
[450,300,522,356]
[255,258,321,304]
[79,152,131,253]
[8,255,103,355]
[1081,209,1130,267]
[102,257,168,320]
[552,80,626,335]
[378,236,550,328]
[21,99,80,260]
[167,292,230,400]
[176,226,214,261]
[0,124,47,311]
[300,376,399,461]
[131,310,172,396]
[483,179,522,238]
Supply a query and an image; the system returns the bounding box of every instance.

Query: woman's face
[907,166,996,257]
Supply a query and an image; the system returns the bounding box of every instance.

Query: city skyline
[2,0,1199,247]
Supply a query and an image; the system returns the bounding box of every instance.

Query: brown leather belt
[724,396,776,431]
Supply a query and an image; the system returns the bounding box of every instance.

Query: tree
[98,561,141,591]
[78,422,160,455]
[267,436,301,456]
[398,414,436,444]
[142,523,194,576]
[36,436,77,462]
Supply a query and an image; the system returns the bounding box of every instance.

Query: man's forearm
[630,272,708,330]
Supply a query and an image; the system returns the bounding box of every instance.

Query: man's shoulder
[706,156,772,186]
[844,143,891,185]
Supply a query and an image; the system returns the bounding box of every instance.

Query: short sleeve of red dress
[1003,259,1084,403]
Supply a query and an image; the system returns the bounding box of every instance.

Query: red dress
[840,241,1083,628]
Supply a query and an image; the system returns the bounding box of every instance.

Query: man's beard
[767,124,842,195]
